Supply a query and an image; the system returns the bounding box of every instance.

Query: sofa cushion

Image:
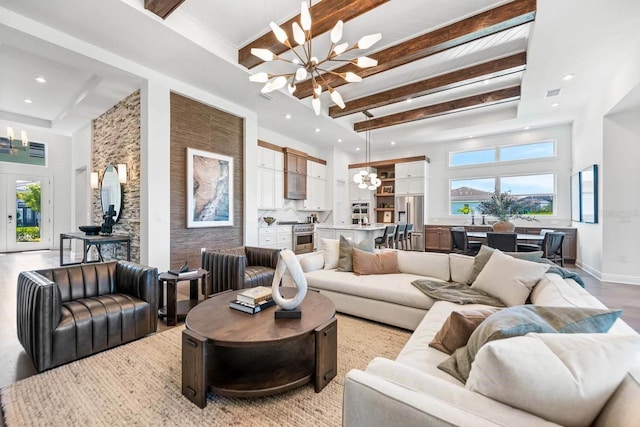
[466,333,640,427]
[338,235,375,272]
[471,250,549,306]
[353,248,400,275]
[298,251,325,272]
[397,251,451,282]
[438,305,623,383]
[321,238,340,269]
[448,254,474,284]
[429,308,502,355]
[466,245,544,285]
[305,269,436,310]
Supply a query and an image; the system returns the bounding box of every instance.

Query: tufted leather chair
[17,261,158,373]
[201,246,281,294]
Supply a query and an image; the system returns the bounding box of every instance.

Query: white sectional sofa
[295,247,640,427]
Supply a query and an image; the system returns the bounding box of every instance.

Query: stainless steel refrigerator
[395,196,425,251]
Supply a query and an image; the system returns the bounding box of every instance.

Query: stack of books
[230,286,275,314]
[167,268,199,279]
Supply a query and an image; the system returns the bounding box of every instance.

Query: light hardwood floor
[1,250,639,421]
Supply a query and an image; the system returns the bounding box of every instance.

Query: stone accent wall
[170,93,244,270]
[92,90,141,262]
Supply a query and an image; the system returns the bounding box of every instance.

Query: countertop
[315,224,387,231]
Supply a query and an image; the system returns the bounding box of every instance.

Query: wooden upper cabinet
[284,148,308,200]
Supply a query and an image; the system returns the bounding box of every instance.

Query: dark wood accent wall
[170,93,244,269]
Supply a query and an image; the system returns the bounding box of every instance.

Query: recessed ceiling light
[285,113,291,119]
[468,135,473,138]
[24,98,33,104]
[337,138,342,143]
[35,76,46,83]
[551,102,560,107]
[523,126,531,130]
[356,147,360,151]
[406,98,412,104]
[315,128,320,133]
[562,74,574,81]
[390,141,396,145]
[482,79,490,85]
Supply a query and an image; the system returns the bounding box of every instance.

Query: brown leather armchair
[201,246,281,294]
[17,261,158,372]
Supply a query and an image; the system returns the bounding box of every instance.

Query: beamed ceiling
[147,0,535,133]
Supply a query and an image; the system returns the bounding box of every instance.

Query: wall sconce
[117,164,127,184]
[90,172,99,189]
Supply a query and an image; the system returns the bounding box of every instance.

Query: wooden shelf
[374,208,394,211]
[375,193,395,197]
[380,178,395,182]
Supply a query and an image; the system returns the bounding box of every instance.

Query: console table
[59,232,131,266]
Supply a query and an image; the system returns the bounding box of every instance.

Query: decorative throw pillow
[471,250,549,306]
[298,252,325,272]
[438,305,622,383]
[466,333,640,427]
[321,238,340,269]
[337,235,375,272]
[352,248,400,275]
[429,308,502,354]
[466,245,544,285]
[449,253,475,284]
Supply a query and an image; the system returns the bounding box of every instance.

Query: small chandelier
[353,115,381,190]
[249,1,381,115]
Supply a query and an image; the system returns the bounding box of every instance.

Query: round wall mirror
[100,165,123,223]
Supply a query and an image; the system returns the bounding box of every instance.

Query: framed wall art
[186,148,233,228]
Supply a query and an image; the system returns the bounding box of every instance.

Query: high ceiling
[0,0,636,153]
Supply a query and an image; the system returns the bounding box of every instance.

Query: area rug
[1,314,410,426]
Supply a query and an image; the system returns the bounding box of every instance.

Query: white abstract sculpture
[271,250,308,312]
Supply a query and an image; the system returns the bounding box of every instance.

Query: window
[449,140,555,167]
[500,141,554,161]
[450,174,555,216]
[449,149,495,167]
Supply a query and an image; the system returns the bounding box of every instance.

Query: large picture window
[450,174,555,216]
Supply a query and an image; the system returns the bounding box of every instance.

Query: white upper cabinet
[395,161,426,179]
[258,146,284,171]
[308,161,327,179]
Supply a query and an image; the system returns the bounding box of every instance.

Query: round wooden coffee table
[181,288,337,408]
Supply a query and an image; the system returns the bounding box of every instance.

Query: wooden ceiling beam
[353,86,521,132]
[295,0,536,99]
[329,52,526,118]
[238,0,389,70]
[144,0,186,19]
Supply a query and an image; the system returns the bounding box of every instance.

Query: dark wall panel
[170,93,244,269]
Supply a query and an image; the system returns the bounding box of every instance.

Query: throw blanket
[412,280,505,307]
[539,260,585,288]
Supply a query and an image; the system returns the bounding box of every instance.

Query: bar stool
[404,224,414,251]
[375,225,396,249]
[393,223,406,250]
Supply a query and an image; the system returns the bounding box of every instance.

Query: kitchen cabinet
[258,226,292,251]
[304,177,327,210]
[395,177,425,195]
[308,161,327,180]
[424,225,452,252]
[284,148,307,200]
[257,168,284,209]
[395,161,426,179]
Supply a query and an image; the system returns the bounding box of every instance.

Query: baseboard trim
[577,261,640,285]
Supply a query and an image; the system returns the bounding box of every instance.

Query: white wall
[601,110,640,284]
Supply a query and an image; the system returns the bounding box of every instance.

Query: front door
[0,174,52,252]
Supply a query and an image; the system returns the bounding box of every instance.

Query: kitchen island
[316,224,386,245]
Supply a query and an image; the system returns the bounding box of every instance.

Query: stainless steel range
[293,223,315,254]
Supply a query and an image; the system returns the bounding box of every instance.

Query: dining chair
[450,227,481,256]
[517,229,556,252]
[542,232,565,266]
[375,225,396,249]
[404,224,414,251]
[393,223,407,250]
[487,232,517,252]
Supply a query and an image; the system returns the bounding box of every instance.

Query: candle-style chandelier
[249,1,381,115]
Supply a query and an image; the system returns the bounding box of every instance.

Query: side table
[158,269,209,326]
